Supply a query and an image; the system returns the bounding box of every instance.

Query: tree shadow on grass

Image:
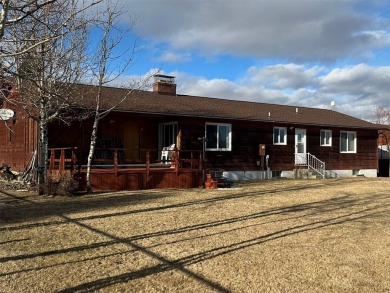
[54,194,390,293]
[0,238,30,245]
[0,178,357,228]
[1,179,388,292]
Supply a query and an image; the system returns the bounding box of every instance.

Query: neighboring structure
[378,129,390,177]
[0,89,38,173]
[0,75,384,190]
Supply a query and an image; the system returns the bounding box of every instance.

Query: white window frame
[340,131,357,153]
[273,127,287,145]
[205,123,232,151]
[320,130,332,146]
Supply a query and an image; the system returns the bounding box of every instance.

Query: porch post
[49,149,55,171]
[114,149,118,175]
[146,151,150,177]
[71,147,77,172]
[175,149,179,175]
[60,149,65,172]
[198,137,207,188]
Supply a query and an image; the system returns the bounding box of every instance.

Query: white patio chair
[161,144,175,164]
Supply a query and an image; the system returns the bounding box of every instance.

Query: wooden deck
[80,168,201,191]
[48,147,203,191]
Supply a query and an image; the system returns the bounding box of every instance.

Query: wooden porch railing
[48,147,203,175]
[48,147,78,172]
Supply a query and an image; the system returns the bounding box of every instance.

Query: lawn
[0,178,389,292]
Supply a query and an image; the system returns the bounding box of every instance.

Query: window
[320,130,332,146]
[159,122,178,149]
[340,131,356,153]
[205,123,231,151]
[273,127,287,145]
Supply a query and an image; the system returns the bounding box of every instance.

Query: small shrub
[44,172,79,196]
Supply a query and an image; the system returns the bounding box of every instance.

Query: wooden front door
[124,122,139,161]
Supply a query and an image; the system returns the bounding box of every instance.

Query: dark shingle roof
[75,84,381,130]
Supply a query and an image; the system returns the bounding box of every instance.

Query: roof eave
[110,109,381,130]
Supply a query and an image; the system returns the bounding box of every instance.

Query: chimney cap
[153,74,177,95]
[153,74,175,84]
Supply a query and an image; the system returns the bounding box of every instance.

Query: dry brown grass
[0,177,389,293]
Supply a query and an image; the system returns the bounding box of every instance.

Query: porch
[48,147,203,191]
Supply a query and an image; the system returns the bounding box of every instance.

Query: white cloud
[158,63,390,121]
[113,62,390,121]
[155,51,191,63]
[175,73,239,99]
[320,64,390,98]
[95,0,390,122]
[128,0,390,62]
[245,64,322,90]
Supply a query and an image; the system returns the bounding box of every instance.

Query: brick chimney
[153,74,176,96]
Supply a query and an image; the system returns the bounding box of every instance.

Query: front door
[295,129,307,164]
[124,122,140,161]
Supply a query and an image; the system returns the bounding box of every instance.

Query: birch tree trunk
[0,0,9,39]
[38,96,48,194]
[86,111,100,193]
[38,123,48,193]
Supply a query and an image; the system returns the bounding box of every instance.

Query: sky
[100,0,390,121]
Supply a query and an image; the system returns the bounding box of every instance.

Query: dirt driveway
[0,178,389,292]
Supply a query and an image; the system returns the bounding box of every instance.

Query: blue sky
[95,0,390,121]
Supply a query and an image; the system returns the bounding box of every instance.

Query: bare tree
[375,105,390,157]
[0,1,100,53]
[84,0,154,192]
[1,0,93,193]
[1,0,154,193]
[375,105,390,178]
[1,0,57,39]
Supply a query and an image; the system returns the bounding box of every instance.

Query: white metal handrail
[295,153,326,179]
[307,153,325,178]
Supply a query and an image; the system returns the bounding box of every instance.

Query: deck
[48,147,203,191]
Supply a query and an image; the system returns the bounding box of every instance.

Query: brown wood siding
[48,113,379,176]
[305,127,378,170]
[267,125,296,171]
[180,119,296,171]
[180,118,378,172]
[78,169,201,191]
[0,109,37,171]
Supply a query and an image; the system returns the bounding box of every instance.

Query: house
[0,75,383,190]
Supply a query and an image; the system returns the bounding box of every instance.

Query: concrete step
[294,168,323,179]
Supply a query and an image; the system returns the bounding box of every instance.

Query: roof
[75,83,381,130]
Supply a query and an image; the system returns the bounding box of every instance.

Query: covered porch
[48,147,203,191]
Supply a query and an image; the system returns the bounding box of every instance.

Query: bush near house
[43,172,79,196]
